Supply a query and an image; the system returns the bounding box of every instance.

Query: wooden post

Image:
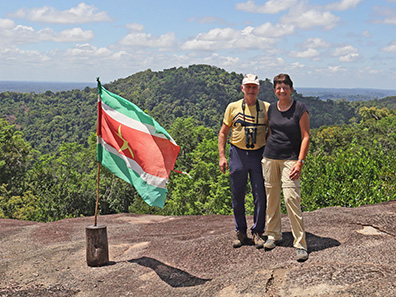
[85,225,109,267]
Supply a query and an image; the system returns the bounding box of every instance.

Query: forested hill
[1,64,396,154]
[104,65,355,129]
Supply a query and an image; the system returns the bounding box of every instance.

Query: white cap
[242,74,259,85]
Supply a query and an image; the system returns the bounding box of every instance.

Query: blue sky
[1,0,396,89]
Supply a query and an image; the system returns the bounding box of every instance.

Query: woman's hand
[289,161,303,180]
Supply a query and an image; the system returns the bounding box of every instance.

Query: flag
[96,79,180,208]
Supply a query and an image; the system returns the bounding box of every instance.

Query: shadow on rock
[277,232,340,252]
[129,257,211,288]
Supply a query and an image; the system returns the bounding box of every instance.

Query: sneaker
[264,238,282,250]
[252,232,265,249]
[296,249,309,262]
[232,231,247,248]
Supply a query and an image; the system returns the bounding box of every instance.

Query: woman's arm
[289,111,310,180]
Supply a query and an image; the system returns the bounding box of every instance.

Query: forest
[1,64,396,222]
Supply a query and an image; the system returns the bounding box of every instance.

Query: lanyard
[242,99,260,127]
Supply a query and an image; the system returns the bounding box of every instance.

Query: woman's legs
[281,160,307,250]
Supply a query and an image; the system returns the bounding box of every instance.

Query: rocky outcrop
[1,201,395,296]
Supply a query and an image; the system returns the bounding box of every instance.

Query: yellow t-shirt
[223,99,270,150]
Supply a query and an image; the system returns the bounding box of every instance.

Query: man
[218,74,270,249]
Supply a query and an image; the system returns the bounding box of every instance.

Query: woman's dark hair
[273,73,293,89]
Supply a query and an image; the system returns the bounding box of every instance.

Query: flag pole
[95,77,102,226]
[94,161,100,226]
[85,77,109,267]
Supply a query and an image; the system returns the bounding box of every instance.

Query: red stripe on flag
[99,109,179,179]
[97,100,102,137]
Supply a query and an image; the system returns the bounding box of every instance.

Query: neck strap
[242,99,260,127]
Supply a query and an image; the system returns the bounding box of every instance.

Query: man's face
[241,84,260,100]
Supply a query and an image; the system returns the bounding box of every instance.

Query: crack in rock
[356,225,390,236]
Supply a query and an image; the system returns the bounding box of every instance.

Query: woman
[261,73,310,262]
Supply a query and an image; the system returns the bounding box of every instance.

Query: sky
[1,0,396,89]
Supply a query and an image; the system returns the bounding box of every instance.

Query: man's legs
[230,169,248,233]
[229,145,248,234]
[248,147,266,234]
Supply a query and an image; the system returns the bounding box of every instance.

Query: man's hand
[219,157,228,174]
[218,123,231,174]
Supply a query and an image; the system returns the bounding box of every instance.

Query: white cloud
[192,16,228,25]
[302,38,330,48]
[0,21,94,46]
[181,26,277,51]
[119,32,176,49]
[253,22,295,37]
[290,62,305,69]
[361,30,371,38]
[233,26,276,49]
[333,45,360,62]
[328,65,346,72]
[289,48,319,58]
[358,67,379,75]
[325,0,362,11]
[281,2,339,30]
[12,3,111,24]
[382,14,396,25]
[371,7,396,25]
[235,0,298,14]
[382,40,396,52]
[202,53,241,67]
[181,39,216,51]
[0,46,51,63]
[0,18,15,29]
[64,43,114,58]
[126,23,145,32]
[52,28,94,42]
[195,27,238,41]
[338,53,359,62]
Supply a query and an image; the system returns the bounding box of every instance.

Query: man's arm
[218,123,231,174]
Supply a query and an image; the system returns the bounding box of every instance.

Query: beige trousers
[261,157,307,250]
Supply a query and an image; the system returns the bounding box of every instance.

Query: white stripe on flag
[98,136,168,189]
[101,102,178,145]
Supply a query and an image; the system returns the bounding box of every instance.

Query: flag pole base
[85,225,109,267]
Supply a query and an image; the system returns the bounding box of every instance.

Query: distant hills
[0,81,96,93]
[297,87,396,101]
[2,80,396,102]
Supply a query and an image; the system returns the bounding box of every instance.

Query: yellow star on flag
[116,125,134,158]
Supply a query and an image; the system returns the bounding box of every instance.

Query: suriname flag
[96,79,180,208]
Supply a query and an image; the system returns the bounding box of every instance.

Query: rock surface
[1,201,395,297]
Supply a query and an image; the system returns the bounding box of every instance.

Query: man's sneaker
[252,232,265,249]
[264,238,282,250]
[232,231,247,248]
[296,249,309,262]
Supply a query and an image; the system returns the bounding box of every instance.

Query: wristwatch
[298,159,305,164]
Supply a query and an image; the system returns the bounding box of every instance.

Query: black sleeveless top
[263,100,308,160]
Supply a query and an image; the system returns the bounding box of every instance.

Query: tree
[0,118,39,220]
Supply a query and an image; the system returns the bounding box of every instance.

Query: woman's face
[274,82,293,100]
